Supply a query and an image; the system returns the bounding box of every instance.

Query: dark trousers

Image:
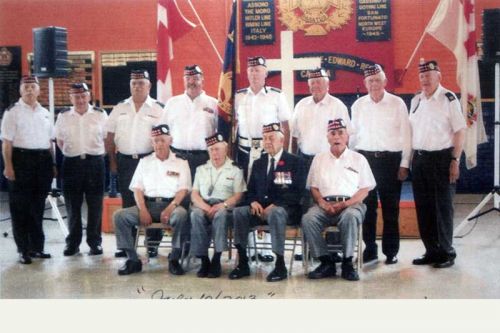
[62,155,105,248]
[298,150,315,210]
[361,151,402,258]
[8,148,53,254]
[116,152,161,245]
[171,147,209,181]
[237,146,250,180]
[411,148,456,260]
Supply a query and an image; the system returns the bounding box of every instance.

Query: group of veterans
[1,56,466,283]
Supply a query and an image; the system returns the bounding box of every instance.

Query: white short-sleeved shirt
[235,86,291,139]
[55,105,108,157]
[193,158,246,201]
[307,148,376,197]
[105,96,164,155]
[409,85,466,151]
[291,94,351,155]
[161,91,217,150]
[129,152,192,198]
[351,91,412,168]
[1,98,54,149]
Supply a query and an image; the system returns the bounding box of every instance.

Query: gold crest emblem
[0,47,13,66]
[278,0,353,36]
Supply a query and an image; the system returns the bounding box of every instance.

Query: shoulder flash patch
[236,88,248,94]
[155,101,165,108]
[445,92,456,102]
[269,87,281,93]
[92,106,104,112]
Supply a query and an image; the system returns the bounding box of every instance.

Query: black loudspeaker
[32,26,69,77]
[482,9,500,62]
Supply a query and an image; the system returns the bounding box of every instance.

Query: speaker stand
[454,62,500,236]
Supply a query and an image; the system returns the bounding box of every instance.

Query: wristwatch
[223,202,229,209]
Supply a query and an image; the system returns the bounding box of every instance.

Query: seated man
[230,123,306,282]
[113,124,191,276]
[190,134,246,278]
[302,119,376,281]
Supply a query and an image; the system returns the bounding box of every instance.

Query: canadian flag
[157,0,196,103]
[425,0,487,169]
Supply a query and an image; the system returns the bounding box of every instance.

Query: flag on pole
[425,0,487,169]
[216,0,237,143]
[157,0,196,103]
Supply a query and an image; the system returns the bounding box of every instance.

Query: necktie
[267,157,275,184]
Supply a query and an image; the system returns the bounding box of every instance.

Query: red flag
[157,0,196,103]
[425,0,487,169]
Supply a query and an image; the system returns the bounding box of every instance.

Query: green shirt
[193,158,246,201]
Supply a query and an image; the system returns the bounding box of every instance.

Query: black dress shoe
[197,262,210,278]
[294,254,303,261]
[385,256,398,265]
[118,259,142,275]
[63,247,80,256]
[341,262,360,281]
[114,250,127,258]
[89,245,103,256]
[266,266,288,282]
[362,251,378,263]
[412,254,435,265]
[228,264,250,280]
[433,258,455,268]
[147,248,158,258]
[251,253,274,262]
[168,260,185,275]
[30,251,51,259]
[307,262,336,279]
[19,253,32,265]
[207,261,222,278]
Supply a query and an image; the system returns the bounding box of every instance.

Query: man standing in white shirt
[351,64,411,265]
[302,119,376,281]
[113,124,191,276]
[292,67,351,172]
[105,69,165,258]
[409,60,466,269]
[1,75,55,264]
[161,65,217,180]
[55,83,108,256]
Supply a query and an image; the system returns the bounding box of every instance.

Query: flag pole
[186,0,224,64]
[397,31,427,84]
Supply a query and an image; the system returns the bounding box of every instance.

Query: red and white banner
[426,0,487,169]
[157,0,196,103]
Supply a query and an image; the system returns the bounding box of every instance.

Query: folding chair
[249,224,304,276]
[134,223,189,264]
[303,223,363,274]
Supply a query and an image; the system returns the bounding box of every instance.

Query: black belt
[144,196,174,203]
[118,152,151,160]
[414,147,453,156]
[171,147,207,155]
[13,147,50,155]
[65,154,104,160]
[323,195,351,202]
[358,150,402,158]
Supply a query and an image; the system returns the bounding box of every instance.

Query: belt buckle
[252,139,260,149]
[155,197,162,203]
[417,150,423,156]
[132,154,139,159]
[80,154,86,160]
[374,152,380,158]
